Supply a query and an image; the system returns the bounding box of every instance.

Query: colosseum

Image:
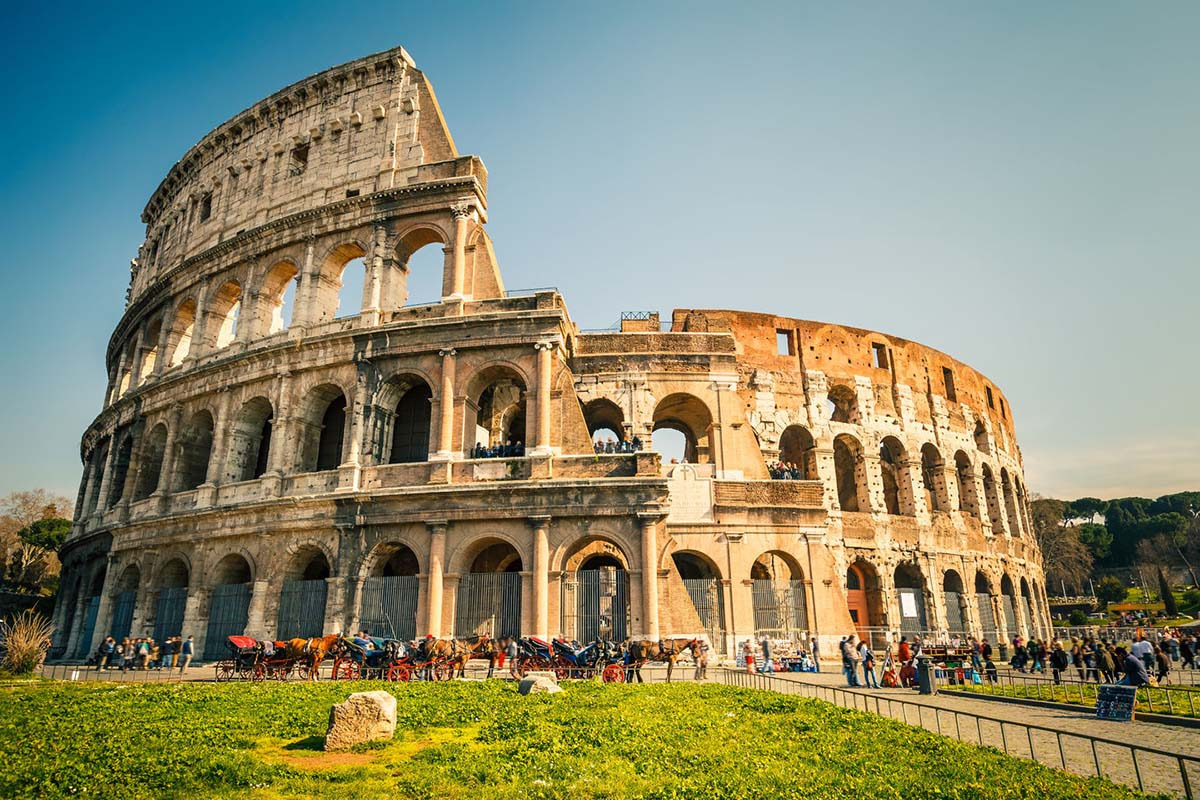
[52,46,1049,664]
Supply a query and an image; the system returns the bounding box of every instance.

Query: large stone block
[325,690,397,751]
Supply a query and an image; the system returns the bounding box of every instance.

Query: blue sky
[0,1,1196,502]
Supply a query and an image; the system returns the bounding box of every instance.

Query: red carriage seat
[227,635,258,650]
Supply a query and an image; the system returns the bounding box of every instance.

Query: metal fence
[203,583,252,660]
[719,669,1200,798]
[110,591,135,642]
[683,578,727,653]
[561,569,629,643]
[944,591,965,634]
[954,668,1200,718]
[277,579,327,640]
[751,580,808,639]
[74,597,100,659]
[36,663,189,684]
[455,572,521,638]
[359,575,419,641]
[976,593,1000,643]
[152,588,186,645]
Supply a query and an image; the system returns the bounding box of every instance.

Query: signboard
[1095,685,1136,721]
[900,591,919,618]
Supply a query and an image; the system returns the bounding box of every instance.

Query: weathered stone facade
[53,46,1048,663]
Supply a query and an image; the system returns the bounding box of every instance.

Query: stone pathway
[749,669,1199,797]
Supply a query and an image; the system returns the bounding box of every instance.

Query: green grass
[0,680,1155,799]
[951,680,1200,718]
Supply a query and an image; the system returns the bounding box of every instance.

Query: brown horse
[625,638,700,683]
[284,634,341,680]
[414,637,460,680]
[452,635,498,678]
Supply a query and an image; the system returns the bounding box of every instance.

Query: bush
[1182,589,1200,611]
[0,610,53,676]
[1094,576,1127,606]
[1068,609,1089,626]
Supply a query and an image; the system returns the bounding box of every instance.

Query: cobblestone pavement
[739,669,1199,798]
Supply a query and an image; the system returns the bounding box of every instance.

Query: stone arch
[166,297,196,367]
[277,543,332,640]
[313,240,369,323]
[207,280,243,350]
[453,534,524,639]
[394,224,449,305]
[210,552,254,585]
[942,569,967,634]
[138,317,163,381]
[154,556,190,589]
[362,540,422,578]
[827,383,857,423]
[845,558,883,635]
[375,373,433,464]
[750,550,808,638]
[134,423,168,501]
[974,419,990,454]
[255,259,300,336]
[833,433,869,512]
[943,569,965,594]
[115,563,142,594]
[778,425,817,479]
[920,443,948,513]
[448,532,529,575]
[980,463,1004,532]
[750,550,804,581]
[466,365,529,452]
[894,561,928,632]
[953,450,980,518]
[106,429,134,509]
[283,545,332,582]
[1001,468,1021,537]
[224,396,274,483]
[560,535,634,573]
[652,393,713,464]
[295,383,348,472]
[974,569,998,641]
[974,570,993,595]
[582,398,625,443]
[879,435,912,516]
[84,439,110,515]
[173,410,214,491]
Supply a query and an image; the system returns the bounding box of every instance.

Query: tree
[1066,497,1107,524]
[7,518,70,591]
[1095,576,1127,606]
[0,490,72,594]
[1031,497,1093,594]
[1076,522,1112,560]
[1158,567,1179,616]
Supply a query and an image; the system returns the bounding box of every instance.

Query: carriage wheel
[295,663,311,681]
[553,663,570,680]
[214,662,234,682]
[602,663,626,683]
[250,663,267,682]
[433,661,455,681]
[332,658,360,681]
[387,663,412,682]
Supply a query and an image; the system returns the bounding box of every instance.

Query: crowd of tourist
[592,436,644,454]
[470,440,525,459]
[91,635,195,671]
[1008,629,1196,685]
[766,462,806,480]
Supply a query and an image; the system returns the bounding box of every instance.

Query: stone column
[448,202,472,299]
[198,389,232,506]
[117,422,147,518]
[91,434,121,520]
[264,372,292,478]
[638,511,663,639]
[180,588,206,649]
[127,328,146,391]
[862,453,887,515]
[291,235,318,329]
[426,521,447,637]
[529,341,556,456]
[433,349,456,459]
[153,406,184,511]
[244,579,270,639]
[108,350,129,404]
[187,280,210,362]
[153,311,173,377]
[529,516,551,640]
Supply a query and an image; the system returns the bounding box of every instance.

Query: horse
[452,635,498,678]
[284,634,342,680]
[624,637,700,683]
[413,637,461,680]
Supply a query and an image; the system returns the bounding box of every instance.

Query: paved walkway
[747,669,1199,797]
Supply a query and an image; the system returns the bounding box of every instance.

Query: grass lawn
[0,680,1154,799]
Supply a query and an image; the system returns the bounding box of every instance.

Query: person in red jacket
[898,637,911,663]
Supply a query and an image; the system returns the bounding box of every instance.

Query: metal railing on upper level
[720,669,1200,798]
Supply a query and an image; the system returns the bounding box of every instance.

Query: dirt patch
[258,727,476,772]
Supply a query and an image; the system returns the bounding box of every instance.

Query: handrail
[720,669,1199,798]
[957,667,1200,717]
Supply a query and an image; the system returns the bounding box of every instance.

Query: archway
[563,542,630,644]
[208,281,242,350]
[583,399,626,451]
[1001,469,1021,537]
[894,562,927,635]
[1000,574,1019,639]
[652,393,712,464]
[1020,577,1036,639]
[845,560,882,641]
[360,543,420,641]
[152,558,189,645]
[942,570,966,636]
[387,382,432,464]
[166,298,196,367]
[134,424,168,501]
[974,572,998,642]
[750,551,808,640]
[778,425,817,479]
[954,451,979,518]
[109,565,139,642]
[74,567,107,659]
[827,383,857,423]
[672,551,726,651]
[920,443,947,513]
[296,384,347,472]
[203,554,253,660]
[139,319,162,381]
[224,397,273,483]
[258,261,299,335]
[469,368,527,454]
[981,464,1004,532]
[455,539,522,638]
[277,548,330,640]
[173,411,214,492]
[879,436,911,515]
[106,431,134,509]
[396,230,447,306]
[833,434,868,512]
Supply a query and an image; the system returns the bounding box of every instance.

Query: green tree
[1068,609,1088,626]
[7,518,70,592]
[1158,567,1179,616]
[1066,497,1107,524]
[1094,576,1127,606]
[1076,523,1112,560]
[1031,497,1093,594]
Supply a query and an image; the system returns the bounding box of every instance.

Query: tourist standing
[760,636,774,674]
[810,637,820,672]
[1049,641,1069,685]
[859,639,878,688]
[505,637,520,680]
[742,640,755,674]
[840,634,860,687]
[178,635,194,672]
[694,639,709,680]
[1131,633,1154,673]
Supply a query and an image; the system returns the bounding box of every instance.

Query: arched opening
[167,298,196,367]
[879,436,909,516]
[827,383,857,423]
[954,451,979,518]
[672,551,727,651]
[152,558,189,645]
[845,560,882,640]
[563,542,630,644]
[1001,469,1020,537]
[974,572,998,642]
[296,385,347,473]
[894,562,927,635]
[259,261,299,335]
[750,551,807,640]
[1000,574,1019,639]
[920,443,947,513]
[336,257,367,318]
[973,420,990,454]
[203,554,253,660]
[583,399,627,453]
[109,565,139,642]
[1020,577,1035,639]
[74,566,107,659]
[209,281,242,350]
[455,539,522,638]
[942,570,966,636]
[106,431,134,509]
[85,440,109,515]
[224,397,273,483]
[652,393,712,464]
[139,319,162,381]
[173,410,214,492]
[1015,479,1031,536]
[981,464,1004,532]
[278,548,330,640]
[469,367,527,456]
[833,434,868,512]
[360,543,420,640]
[312,242,368,324]
[134,423,168,501]
[387,383,432,464]
[778,425,817,479]
[396,231,447,306]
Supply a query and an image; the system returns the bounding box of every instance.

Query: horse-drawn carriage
[214,635,300,681]
[550,638,625,682]
[331,636,405,680]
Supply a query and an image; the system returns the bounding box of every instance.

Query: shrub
[1068,609,1088,626]
[1094,576,1127,607]
[0,610,53,676]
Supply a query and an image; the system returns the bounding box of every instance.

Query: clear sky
[0,1,1196,503]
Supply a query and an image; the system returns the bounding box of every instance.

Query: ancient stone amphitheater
[53,46,1048,663]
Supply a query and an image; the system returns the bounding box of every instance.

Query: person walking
[96,636,115,671]
[178,635,194,672]
[760,636,774,674]
[505,637,520,680]
[840,634,861,687]
[1155,645,1171,685]
[1049,641,1069,685]
[1131,633,1154,673]
[694,639,709,681]
[1180,636,1195,671]
[1097,643,1116,683]
[859,639,878,688]
[810,637,820,673]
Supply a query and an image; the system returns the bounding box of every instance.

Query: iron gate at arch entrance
[277,579,328,640]
[359,575,419,641]
[683,578,727,654]
[561,568,629,643]
[751,580,808,641]
[204,583,252,660]
[455,573,521,638]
